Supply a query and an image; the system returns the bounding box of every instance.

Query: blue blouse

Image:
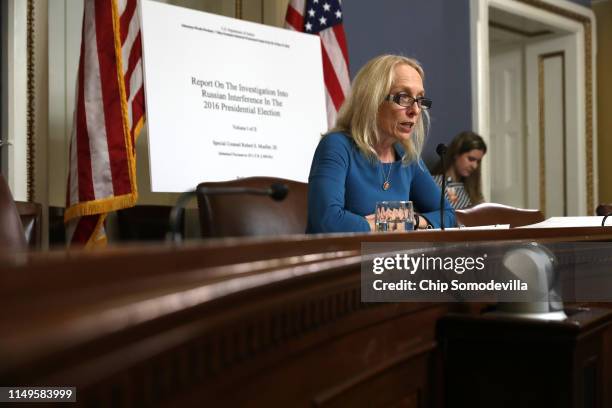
[306,132,455,233]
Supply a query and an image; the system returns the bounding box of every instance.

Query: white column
[4,0,28,200]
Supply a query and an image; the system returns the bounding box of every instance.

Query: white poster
[140,0,327,192]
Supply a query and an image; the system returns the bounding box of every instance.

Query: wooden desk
[0,227,611,406]
[438,308,612,408]
[2,225,612,270]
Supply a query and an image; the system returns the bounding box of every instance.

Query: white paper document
[446,224,510,231]
[518,216,607,228]
[140,0,327,192]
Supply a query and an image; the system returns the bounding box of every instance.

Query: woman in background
[432,131,487,209]
[306,54,454,233]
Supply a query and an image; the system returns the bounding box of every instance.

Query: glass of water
[375,201,415,232]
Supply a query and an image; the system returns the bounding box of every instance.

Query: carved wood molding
[70,287,441,406]
[2,253,445,405]
[26,0,35,202]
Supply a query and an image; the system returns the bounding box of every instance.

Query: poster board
[140,0,327,192]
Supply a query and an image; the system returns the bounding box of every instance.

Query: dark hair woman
[432,131,487,209]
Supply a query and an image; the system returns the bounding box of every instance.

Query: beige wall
[3,0,28,200]
[595,1,612,204]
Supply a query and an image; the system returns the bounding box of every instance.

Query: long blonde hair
[328,54,430,164]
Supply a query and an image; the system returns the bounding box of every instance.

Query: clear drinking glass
[375,201,415,232]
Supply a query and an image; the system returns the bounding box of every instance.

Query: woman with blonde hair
[306,54,454,233]
[432,131,487,209]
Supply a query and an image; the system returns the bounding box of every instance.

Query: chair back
[116,205,176,242]
[197,177,308,238]
[15,201,42,249]
[455,203,544,228]
[0,174,27,250]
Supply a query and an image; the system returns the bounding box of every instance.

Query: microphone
[268,183,289,201]
[436,143,448,230]
[167,183,289,243]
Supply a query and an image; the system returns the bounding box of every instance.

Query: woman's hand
[414,213,431,229]
[365,214,376,231]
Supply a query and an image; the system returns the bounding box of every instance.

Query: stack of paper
[446,224,510,231]
[518,216,607,228]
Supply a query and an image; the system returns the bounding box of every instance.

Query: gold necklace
[381,162,393,190]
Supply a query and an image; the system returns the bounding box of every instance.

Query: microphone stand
[167,190,196,244]
[436,144,448,230]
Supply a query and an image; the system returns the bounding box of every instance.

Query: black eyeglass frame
[385,93,433,110]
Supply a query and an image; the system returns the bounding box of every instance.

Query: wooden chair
[197,177,308,238]
[15,201,42,249]
[0,174,27,251]
[455,202,544,228]
[116,205,177,242]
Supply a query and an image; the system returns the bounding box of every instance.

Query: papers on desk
[447,224,510,230]
[519,216,606,228]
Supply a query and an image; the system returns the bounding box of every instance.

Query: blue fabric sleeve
[410,160,456,228]
[308,135,371,233]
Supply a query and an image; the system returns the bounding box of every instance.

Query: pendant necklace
[381,162,393,191]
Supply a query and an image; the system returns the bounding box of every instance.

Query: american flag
[64,0,145,247]
[285,0,349,128]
